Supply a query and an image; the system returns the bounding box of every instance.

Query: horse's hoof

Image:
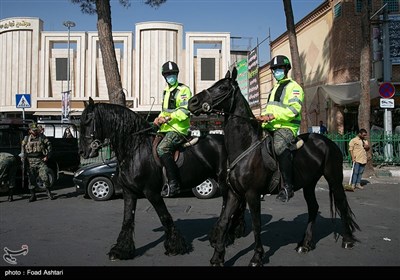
[108,248,135,260]
[296,246,310,254]
[108,253,118,261]
[342,241,355,249]
[248,262,263,267]
[210,262,224,267]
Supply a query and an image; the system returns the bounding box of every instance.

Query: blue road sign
[16,94,31,108]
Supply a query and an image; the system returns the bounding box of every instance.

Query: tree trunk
[359,0,374,176]
[283,0,308,133]
[95,0,126,106]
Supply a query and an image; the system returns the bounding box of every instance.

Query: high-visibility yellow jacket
[261,78,304,136]
[157,82,192,135]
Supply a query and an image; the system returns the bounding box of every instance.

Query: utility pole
[382,6,393,162]
[371,4,393,162]
[63,20,75,122]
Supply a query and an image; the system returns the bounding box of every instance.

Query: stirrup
[276,188,293,202]
[161,184,180,198]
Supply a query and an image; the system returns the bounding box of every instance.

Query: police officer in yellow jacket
[256,55,304,202]
[153,61,192,197]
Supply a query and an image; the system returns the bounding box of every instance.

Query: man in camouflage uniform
[20,122,54,202]
[0,152,17,202]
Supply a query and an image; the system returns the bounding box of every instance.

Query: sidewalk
[343,164,400,178]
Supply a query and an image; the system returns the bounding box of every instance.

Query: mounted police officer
[256,55,304,202]
[153,61,192,197]
[20,122,54,202]
[0,152,18,202]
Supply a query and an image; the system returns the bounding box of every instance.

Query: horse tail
[325,138,361,234]
[329,190,360,233]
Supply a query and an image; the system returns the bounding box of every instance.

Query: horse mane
[230,79,263,138]
[94,103,152,158]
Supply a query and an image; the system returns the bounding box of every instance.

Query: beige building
[258,0,399,133]
[0,17,232,119]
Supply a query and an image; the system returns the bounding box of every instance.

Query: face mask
[273,69,285,81]
[166,74,177,85]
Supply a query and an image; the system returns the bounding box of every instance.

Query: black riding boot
[160,153,181,197]
[29,189,37,202]
[8,188,13,202]
[46,188,55,200]
[276,149,294,202]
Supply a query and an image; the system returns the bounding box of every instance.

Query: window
[201,58,215,81]
[384,0,399,12]
[356,0,372,13]
[334,2,342,18]
[56,58,68,81]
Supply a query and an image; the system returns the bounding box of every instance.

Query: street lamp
[63,20,75,121]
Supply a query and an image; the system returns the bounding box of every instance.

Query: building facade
[260,0,399,133]
[0,18,232,119]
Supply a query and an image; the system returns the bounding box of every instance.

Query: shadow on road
[141,209,343,266]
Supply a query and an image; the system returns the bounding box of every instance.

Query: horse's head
[79,97,103,159]
[188,67,238,115]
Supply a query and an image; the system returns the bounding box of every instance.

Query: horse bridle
[201,80,258,123]
[85,109,155,153]
[84,111,104,152]
[201,79,237,115]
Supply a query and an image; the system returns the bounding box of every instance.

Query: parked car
[74,159,219,201]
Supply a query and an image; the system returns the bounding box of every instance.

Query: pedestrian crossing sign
[16,94,31,108]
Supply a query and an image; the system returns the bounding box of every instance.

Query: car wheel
[36,168,55,190]
[87,176,114,201]
[192,178,218,199]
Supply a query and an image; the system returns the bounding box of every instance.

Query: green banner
[236,58,248,101]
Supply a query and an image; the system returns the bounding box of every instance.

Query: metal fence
[78,133,400,168]
[327,132,400,166]
[79,144,114,167]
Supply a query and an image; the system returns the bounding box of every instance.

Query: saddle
[152,134,199,189]
[260,132,304,194]
[151,134,199,168]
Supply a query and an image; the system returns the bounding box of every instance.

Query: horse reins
[202,81,260,124]
[87,107,155,165]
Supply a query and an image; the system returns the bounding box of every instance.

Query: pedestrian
[348,128,370,190]
[20,122,55,202]
[153,61,192,197]
[63,127,74,138]
[0,152,18,202]
[319,120,328,134]
[256,55,304,202]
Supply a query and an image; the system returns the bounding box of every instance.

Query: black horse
[188,68,360,266]
[79,97,228,260]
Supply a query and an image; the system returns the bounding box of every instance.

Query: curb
[343,169,400,177]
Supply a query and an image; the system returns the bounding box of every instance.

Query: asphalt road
[0,174,399,271]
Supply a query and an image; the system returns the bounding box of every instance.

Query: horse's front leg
[108,188,137,260]
[145,191,189,256]
[210,180,246,247]
[210,189,241,266]
[246,191,264,266]
[296,185,318,253]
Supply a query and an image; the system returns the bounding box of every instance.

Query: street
[0,174,399,270]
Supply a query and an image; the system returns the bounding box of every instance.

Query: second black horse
[188,68,360,266]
